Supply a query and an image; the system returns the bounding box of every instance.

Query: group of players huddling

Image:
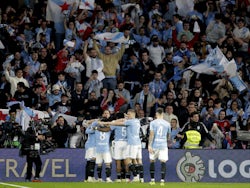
[84,108,171,185]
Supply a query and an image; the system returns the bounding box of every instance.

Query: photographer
[21,125,45,182]
[2,109,23,148]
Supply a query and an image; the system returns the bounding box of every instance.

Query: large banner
[0,149,249,182]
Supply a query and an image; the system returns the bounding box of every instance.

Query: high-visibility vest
[184,130,201,149]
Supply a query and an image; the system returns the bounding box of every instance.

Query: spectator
[172,25,200,50]
[177,21,194,41]
[100,89,125,115]
[54,47,69,73]
[85,91,102,119]
[84,70,103,99]
[232,18,250,52]
[200,98,215,118]
[47,84,62,107]
[215,109,231,135]
[35,19,52,44]
[146,35,165,67]
[213,99,224,118]
[190,79,210,101]
[121,52,143,96]
[70,82,86,116]
[162,20,173,47]
[64,18,77,41]
[4,67,29,97]
[133,82,156,117]
[203,1,221,26]
[64,55,85,86]
[175,99,188,128]
[55,72,71,95]
[139,49,156,83]
[188,89,204,112]
[202,106,216,131]
[13,82,33,107]
[51,116,77,148]
[114,80,131,114]
[50,94,71,115]
[208,123,225,149]
[0,73,11,108]
[226,90,243,109]
[206,13,226,48]
[163,104,179,125]
[132,27,150,48]
[93,39,125,90]
[169,118,181,149]
[173,14,183,33]
[148,71,166,100]
[10,51,25,71]
[226,100,244,126]
[83,41,105,82]
[26,51,40,77]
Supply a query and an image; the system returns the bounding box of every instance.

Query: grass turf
[0,182,249,188]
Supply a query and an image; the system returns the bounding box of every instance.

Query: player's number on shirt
[157,126,163,137]
[122,127,126,137]
[100,132,106,140]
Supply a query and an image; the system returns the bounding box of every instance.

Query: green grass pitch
[0,182,249,188]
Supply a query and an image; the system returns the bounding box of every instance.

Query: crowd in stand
[0,0,249,150]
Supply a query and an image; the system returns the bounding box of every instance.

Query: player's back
[125,118,141,145]
[150,119,171,149]
[111,125,127,141]
[85,124,96,149]
[95,130,111,153]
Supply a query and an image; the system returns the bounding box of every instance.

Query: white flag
[94,32,127,43]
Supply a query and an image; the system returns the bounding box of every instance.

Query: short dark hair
[57,71,65,76]
[91,70,98,74]
[190,111,199,117]
[17,82,25,88]
[156,108,164,114]
[15,68,23,74]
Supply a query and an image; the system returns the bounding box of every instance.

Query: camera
[40,138,56,155]
[1,122,23,148]
[29,118,52,135]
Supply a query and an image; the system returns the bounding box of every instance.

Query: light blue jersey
[125,118,141,145]
[110,126,127,141]
[85,122,97,149]
[150,119,171,149]
[95,129,111,153]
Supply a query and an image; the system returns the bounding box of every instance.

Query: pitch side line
[0,182,30,188]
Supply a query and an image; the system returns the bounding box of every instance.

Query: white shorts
[96,152,112,164]
[125,145,142,159]
[85,147,96,160]
[149,148,169,162]
[112,140,127,160]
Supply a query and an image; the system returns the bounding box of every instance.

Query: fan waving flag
[46,0,75,33]
[94,32,127,43]
[75,21,93,40]
[188,46,236,77]
[79,0,95,10]
[188,46,247,93]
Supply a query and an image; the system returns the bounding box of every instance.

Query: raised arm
[83,40,89,60]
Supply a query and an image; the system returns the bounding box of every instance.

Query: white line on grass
[0,182,30,188]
